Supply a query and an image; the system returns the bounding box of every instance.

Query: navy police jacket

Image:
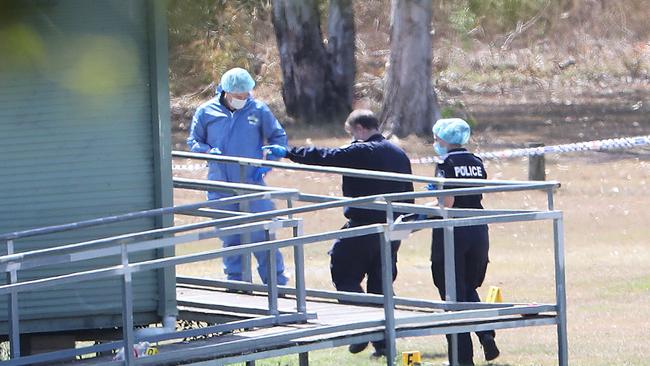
[435,148,487,209]
[287,134,414,224]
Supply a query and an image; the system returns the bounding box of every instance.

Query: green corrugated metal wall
[0,0,172,333]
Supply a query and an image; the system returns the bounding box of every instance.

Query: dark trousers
[330,220,399,350]
[431,225,494,365]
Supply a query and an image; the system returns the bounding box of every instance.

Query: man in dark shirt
[430,118,499,366]
[263,109,414,357]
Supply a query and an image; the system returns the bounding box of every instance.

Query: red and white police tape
[171,134,650,171]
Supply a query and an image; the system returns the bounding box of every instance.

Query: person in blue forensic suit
[429,118,499,365]
[187,67,289,285]
[263,109,414,357]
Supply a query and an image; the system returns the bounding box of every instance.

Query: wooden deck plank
[67,285,552,365]
[177,286,424,325]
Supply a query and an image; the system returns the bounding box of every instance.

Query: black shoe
[370,347,386,358]
[348,342,369,354]
[480,335,500,361]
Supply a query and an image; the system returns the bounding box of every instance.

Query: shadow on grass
[415,351,515,366]
[418,351,447,359]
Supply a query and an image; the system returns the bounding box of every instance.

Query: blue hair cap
[220,67,255,93]
[432,118,471,145]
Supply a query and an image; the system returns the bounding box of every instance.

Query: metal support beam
[554,217,569,366]
[240,167,253,283]
[293,224,307,315]
[441,196,459,366]
[380,230,396,366]
[6,240,20,359]
[266,230,279,317]
[299,352,309,366]
[120,243,135,365]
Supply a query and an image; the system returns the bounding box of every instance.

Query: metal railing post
[298,352,309,366]
[385,200,394,226]
[265,229,279,317]
[380,226,396,366]
[554,216,569,366]
[288,201,307,315]
[6,239,20,359]
[240,166,253,283]
[120,242,135,365]
[438,185,459,366]
[289,197,309,365]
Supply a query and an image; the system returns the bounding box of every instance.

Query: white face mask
[229,97,247,110]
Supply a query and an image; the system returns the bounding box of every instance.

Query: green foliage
[439,106,456,119]
[448,5,476,37]
[167,0,274,95]
[444,0,552,43]
[468,0,549,30]
[440,102,477,128]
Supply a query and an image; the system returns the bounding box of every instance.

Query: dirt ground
[171,98,650,365]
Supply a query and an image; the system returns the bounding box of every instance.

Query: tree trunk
[327,0,355,113]
[272,0,354,125]
[380,0,439,137]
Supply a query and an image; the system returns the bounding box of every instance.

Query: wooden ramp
[133,285,554,365]
[176,283,430,340]
[178,283,413,324]
[134,285,440,365]
[70,283,556,365]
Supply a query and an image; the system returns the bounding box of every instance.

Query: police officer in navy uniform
[263,109,414,357]
[429,118,499,365]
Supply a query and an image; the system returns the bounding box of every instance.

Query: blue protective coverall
[285,134,414,351]
[187,89,288,284]
[431,148,494,365]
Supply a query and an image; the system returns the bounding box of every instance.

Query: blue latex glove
[253,166,272,181]
[426,183,438,191]
[262,144,287,158]
[208,147,222,155]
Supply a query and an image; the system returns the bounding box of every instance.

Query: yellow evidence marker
[402,350,421,365]
[486,286,503,303]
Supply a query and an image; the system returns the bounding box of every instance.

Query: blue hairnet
[432,118,471,145]
[220,67,256,93]
[432,118,452,137]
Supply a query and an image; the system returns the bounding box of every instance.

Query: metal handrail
[172,151,561,188]
[0,153,567,366]
[175,177,540,218]
[174,176,556,200]
[0,219,301,273]
[0,211,563,322]
[0,189,299,241]
[0,224,385,296]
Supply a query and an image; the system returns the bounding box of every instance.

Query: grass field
[172,133,650,366]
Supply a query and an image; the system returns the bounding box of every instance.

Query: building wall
[0,0,173,333]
